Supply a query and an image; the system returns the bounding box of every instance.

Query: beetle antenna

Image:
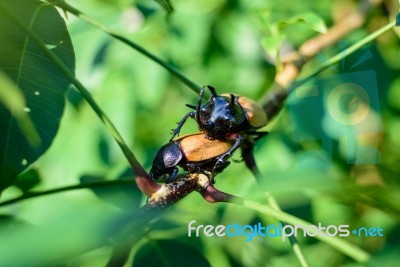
[186,104,197,110]
[207,85,218,97]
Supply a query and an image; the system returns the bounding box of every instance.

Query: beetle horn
[197,86,205,109]
[186,104,197,110]
[229,94,235,108]
[207,85,218,97]
[196,86,205,125]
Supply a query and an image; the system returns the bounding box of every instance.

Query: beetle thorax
[198,95,246,138]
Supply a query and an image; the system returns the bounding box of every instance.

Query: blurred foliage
[0,0,75,191]
[153,0,174,13]
[0,0,399,266]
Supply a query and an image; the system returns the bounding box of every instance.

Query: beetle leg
[214,134,243,166]
[170,111,196,141]
[166,167,179,183]
[186,163,201,173]
[241,132,268,179]
[211,160,230,180]
[207,171,216,184]
[241,139,260,178]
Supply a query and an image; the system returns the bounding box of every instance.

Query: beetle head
[194,86,246,137]
[149,167,164,181]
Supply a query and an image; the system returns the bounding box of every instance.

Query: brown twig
[146,174,201,209]
[260,0,383,121]
[200,183,236,203]
[146,173,236,205]
[106,173,203,267]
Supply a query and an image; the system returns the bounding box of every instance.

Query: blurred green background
[1,0,400,266]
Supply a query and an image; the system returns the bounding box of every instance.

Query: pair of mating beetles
[149,86,268,183]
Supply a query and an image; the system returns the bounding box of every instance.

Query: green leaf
[0,70,40,146]
[153,0,174,13]
[0,0,75,192]
[261,36,284,64]
[132,239,211,267]
[14,168,41,193]
[0,215,33,234]
[79,170,142,211]
[277,12,328,33]
[0,71,26,116]
[251,10,276,35]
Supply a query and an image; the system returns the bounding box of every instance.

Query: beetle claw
[170,128,181,141]
[215,153,231,164]
[212,157,230,180]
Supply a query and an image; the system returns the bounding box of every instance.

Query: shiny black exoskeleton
[150,133,233,183]
[170,86,268,166]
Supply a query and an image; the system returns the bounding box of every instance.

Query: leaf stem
[230,196,370,264]
[0,179,136,207]
[249,166,309,267]
[266,194,309,267]
[49,0,202,94]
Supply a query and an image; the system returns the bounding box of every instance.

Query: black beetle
[170,85,268,165]
[150,133,234,183]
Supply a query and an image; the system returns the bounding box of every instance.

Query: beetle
[150,133,234,183]
[170,85,268,165]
